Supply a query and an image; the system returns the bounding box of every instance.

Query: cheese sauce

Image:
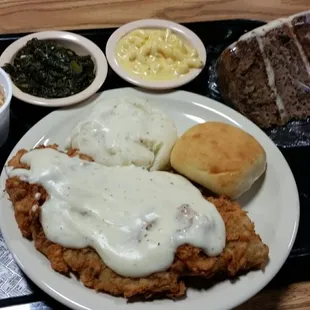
[10,148,226,278]
[66,97,177,171]
[115,28,203,81]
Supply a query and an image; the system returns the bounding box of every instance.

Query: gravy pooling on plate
[10,148,226,278]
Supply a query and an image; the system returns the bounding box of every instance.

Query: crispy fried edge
[5,146,269,299]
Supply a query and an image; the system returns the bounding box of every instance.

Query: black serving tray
[0,20,309,309]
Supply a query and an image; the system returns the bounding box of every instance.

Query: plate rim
[0,87,300,310]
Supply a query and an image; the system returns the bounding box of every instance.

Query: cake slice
[218,10,310,128]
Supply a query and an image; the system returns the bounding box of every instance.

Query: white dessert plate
[0,31,108,107]
[0,87,299,310]
[106,19,207,90]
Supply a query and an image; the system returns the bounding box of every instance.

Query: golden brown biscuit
[170,122,266,198]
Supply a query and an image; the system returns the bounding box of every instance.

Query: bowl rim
[105,19,207,90]
[0,67,12,114]
[0,30,108,107]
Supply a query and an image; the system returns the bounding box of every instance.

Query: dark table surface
[0,20,309,309]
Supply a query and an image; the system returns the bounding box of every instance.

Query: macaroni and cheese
[115,28,204,81]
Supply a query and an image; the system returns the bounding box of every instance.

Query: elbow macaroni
[115,28,203,81]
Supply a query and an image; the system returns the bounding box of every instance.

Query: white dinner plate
[0,87,299,310]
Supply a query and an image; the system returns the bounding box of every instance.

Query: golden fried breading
[5,146,269,300]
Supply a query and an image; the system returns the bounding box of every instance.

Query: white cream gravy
[10,148,226,278]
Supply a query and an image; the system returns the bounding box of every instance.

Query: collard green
[3,38,96,99]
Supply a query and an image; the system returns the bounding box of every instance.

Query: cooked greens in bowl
[3,38,96,99]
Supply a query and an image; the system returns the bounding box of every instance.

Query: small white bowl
[106,19,207,90]
[0,31,108,107]
[0,67,12,147]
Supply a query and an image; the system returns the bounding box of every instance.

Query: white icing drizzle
[240,10,310,41]
[255,36,288,121]
[286,19,310,77]
[229,10,310,121]
[240,18,287,41]
[287,10,310,23]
